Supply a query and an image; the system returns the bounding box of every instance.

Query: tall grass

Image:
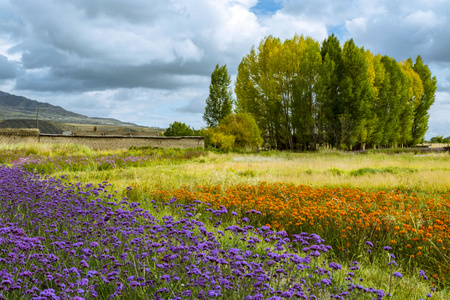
[0,143,449,298]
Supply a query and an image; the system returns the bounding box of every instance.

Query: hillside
[0,119,64,134]
[0,90,142,127]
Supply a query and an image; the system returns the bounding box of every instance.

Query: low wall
[0,128,40,145]
[39,135,204,150]
[0,129,204,150]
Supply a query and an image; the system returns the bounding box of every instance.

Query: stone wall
[39,135,204,150]
[0,128,40,145]
[0,129,204,150]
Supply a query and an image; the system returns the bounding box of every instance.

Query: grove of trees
[235,34,437,150]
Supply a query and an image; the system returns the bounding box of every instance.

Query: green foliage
[163,121,195,136]
[235,34,436,150]
[203,64,234,127]
[430,135,450,144]
[217,113,263,149]
[412,56,438,145]
[349,167,417,176]
[200,113,263,151]
[209,130,235,151]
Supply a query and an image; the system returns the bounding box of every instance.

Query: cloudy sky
[0,0,449,138]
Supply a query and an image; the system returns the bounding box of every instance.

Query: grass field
[0,142,449,299]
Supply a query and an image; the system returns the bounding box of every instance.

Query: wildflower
[329,262,342,270]
[365,241,374,247]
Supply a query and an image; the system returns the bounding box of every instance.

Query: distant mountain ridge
[0,90,137,126]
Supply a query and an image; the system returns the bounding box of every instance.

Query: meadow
[0,142,449,299]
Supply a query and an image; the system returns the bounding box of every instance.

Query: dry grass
[62,150,450,193]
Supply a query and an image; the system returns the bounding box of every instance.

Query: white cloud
[0,0,448,136]
[262,11,328,41]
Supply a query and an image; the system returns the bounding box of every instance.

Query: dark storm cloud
[15,60,212,92]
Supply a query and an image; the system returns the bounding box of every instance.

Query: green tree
[365,52,385,147]
[339,39,371,149]
[207,129,235,150]
[163,121,194,136]
[430,135,444,143]
[203,64,234,127]
[235,36,283,148]
[398,59,423,146]
[291,36,322,150]
[217,113,263,149]
[412,56,437,145]
[235,34,436,150]
[319,34,343,148]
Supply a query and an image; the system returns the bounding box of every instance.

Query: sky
[0,0,449,139]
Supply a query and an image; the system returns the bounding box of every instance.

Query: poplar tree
[412,56,437,145]
[339,39,371,149]
[235,34,436,150]
[320,34,343,147]
[203,64,234,128]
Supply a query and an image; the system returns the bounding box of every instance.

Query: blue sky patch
[250,0,284,15]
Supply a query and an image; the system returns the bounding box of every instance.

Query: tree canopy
[163,121,195,137]
[235,34,436,150]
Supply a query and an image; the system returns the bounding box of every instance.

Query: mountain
[0,90,138,126]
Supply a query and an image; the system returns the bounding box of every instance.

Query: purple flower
[40,289,56,297]
[80,260,89,268]
[383,246,392,251]
[388,260,398,266]
[329,262,342,270]
[365,241,373,247]
[129,281,139,289]
[393,272,402,278]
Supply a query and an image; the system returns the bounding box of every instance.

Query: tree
[235,36,283,148]
[339,39,371,149]
[430,135,444,143]
[319,34,343,148]
[235,34,436,150]
[217,113,263,149]
[163,121,194,136]
[203,64,234,127]
[412,56,437,145]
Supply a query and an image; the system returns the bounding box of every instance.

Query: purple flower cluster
[0,165,430,299]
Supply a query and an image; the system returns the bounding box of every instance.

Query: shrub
[209,130,235,150]
[163,121,195,136]
[217,113,263,149]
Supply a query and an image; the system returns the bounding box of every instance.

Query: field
[0,143,449,299]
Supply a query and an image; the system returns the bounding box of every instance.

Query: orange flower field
[128,182,450,285]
